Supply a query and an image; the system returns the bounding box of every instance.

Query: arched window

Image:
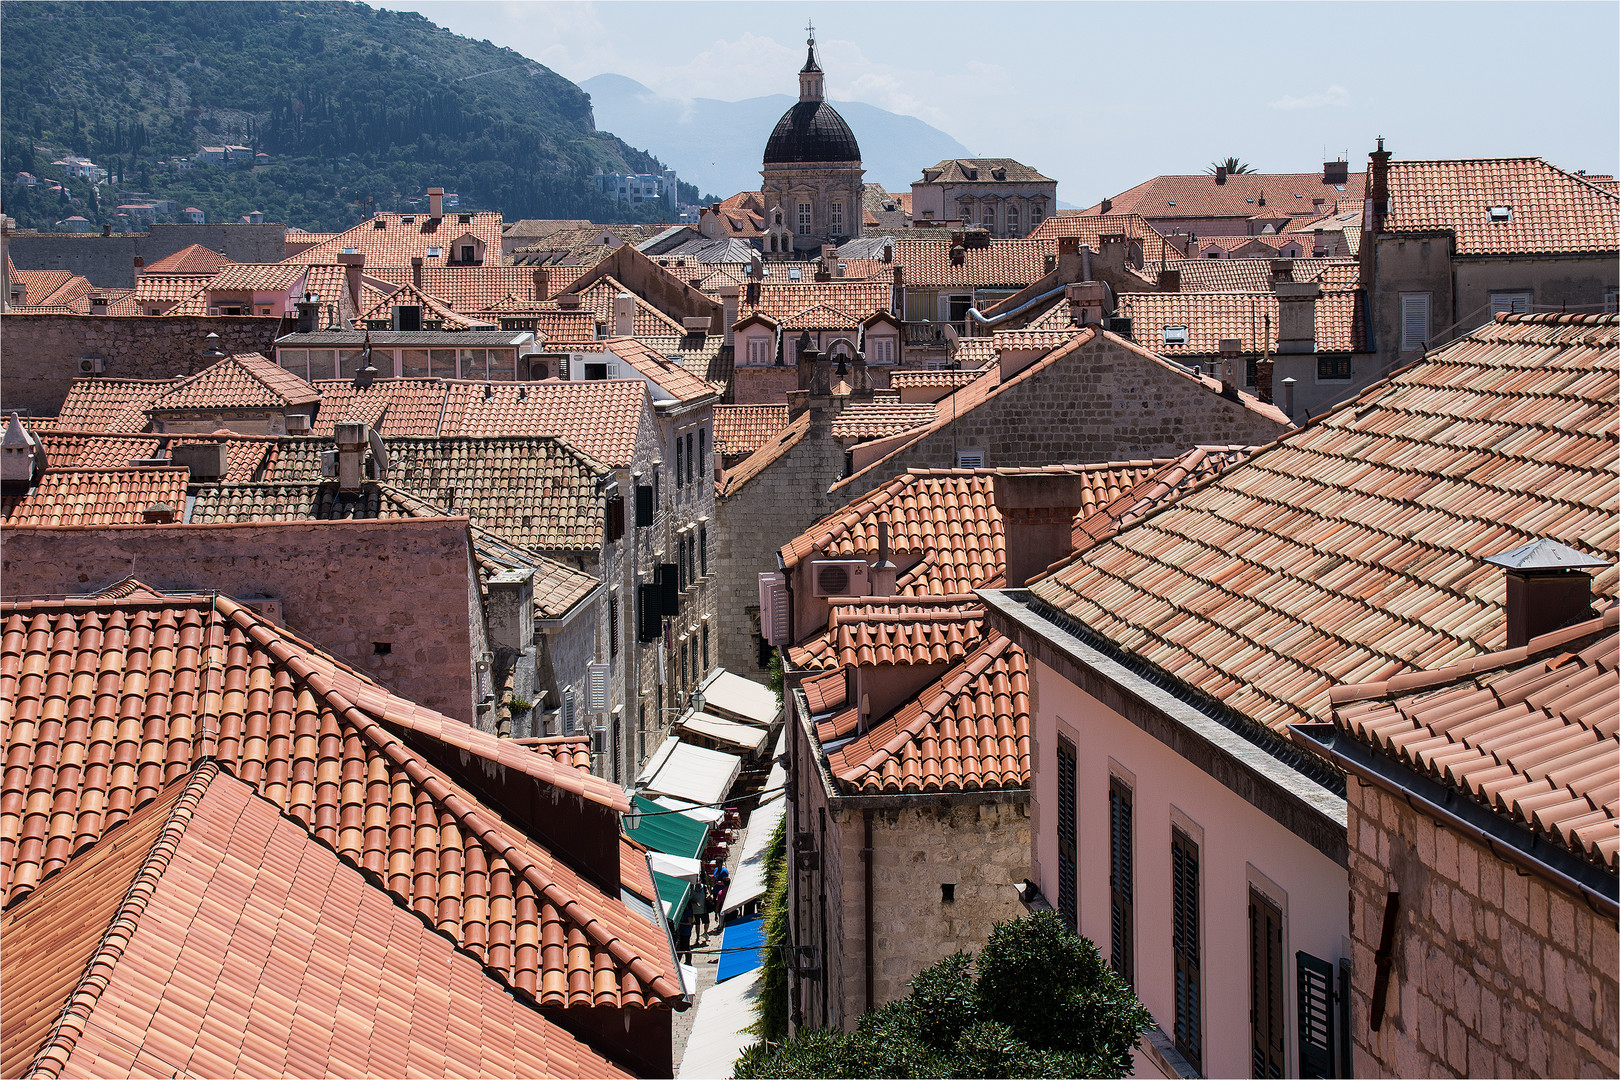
[1007,204,1020,235]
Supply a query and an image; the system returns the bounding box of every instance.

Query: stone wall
[732,366,803,405]
[0,519,482,726]
[1348,781,1619,1078]
[1,312,287,416]
[7,223,288,287]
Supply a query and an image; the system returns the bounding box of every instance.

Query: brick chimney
[1100,196,1113,214]
[1066,281,1107,327]
[411,256,423,290]
[337,251,365,310]
[1158,267,1181,292]
[532,267,550,301]
[997,472,1096,587]
[1215,166,1228,185]
[428,186,444,218]
[1368,138,1392,232]
[1486,540,1609,648]
[133,256,144,278]
[1217,338,1243,400]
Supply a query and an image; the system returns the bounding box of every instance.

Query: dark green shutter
[635,484,654,527]
[1108,779,1133,985]
[1250,890,1284,1078]
[1297,950,1337,1078]
[1171,828,1201,1071]
[658,563,679,616]
[1055,739,1077,931]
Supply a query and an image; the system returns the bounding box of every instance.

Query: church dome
[763,100,861,164]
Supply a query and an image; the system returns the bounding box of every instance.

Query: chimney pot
[1215,166,1228,185]
[1487,540,1609,648]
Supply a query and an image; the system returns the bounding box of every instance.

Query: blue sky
[383,1,1619,206]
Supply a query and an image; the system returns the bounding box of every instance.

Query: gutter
[1290,723,1618,919]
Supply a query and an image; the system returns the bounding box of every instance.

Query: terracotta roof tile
[1082,170,1365,223]
[1142,258,1361,292]
[356,281,492,330]
[604,338,720,403]
[919,158,1055,184]
[54,379,169,432]
[0,590,680,1015]
[32,431,277,483]
[282,211,506,268]
[779,303,860,331]
[441,379,649,466]
[889,238,1052,288]
[791,599,987,672]
[718,413,811,497]
[1383,157,1619,256]
[8,269,100,311]
[568,275,687,337]
[1024,212,1180,263]
[367,265,557,315]
[309,378,449,438]
[140,243,230,275]
[2,468,190,526]
[1071,444,1256,553]
[887,367,989,395]
[148,353,321,412]
[737,280,893,323]
[713,404,790,456]
[1109,288,1367,354]
[830,401,936,441]
[206,262,307,293]
[1030,313,1619,735]
[824,633,1030,794]
[1332,612,1618,869]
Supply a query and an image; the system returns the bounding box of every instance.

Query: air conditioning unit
[319,449,338,478]
[591,725,607,756]
[758,572,789,644]
[78,357,106,374]
[809,559,869,598]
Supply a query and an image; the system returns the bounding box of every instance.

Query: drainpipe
[966,283,1068,328]
[863,809,875,1012]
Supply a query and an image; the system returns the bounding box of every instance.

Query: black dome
[763,101,861,164]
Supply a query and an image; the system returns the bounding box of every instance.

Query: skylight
[1163,325,1189,345]
[427,246,444,257]
[789,267,803,281]
[341,247,359,254]
[1488,206,1512,222]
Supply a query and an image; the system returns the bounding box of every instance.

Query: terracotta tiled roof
[1112,289,1368,354]
[778,303,859,331]
[887,367,989,393]
[918,158,1054,185]
[33,431,278,484]
[1023,213,1180,263]
[2,468,189,526]
[800,668,848,715]
[147,352,321,411]
[369,265,556,314]
[1329,611,1618,870]
[1140,257,1360,293]
[441,379,649,466]
[0,591,681,1022]
[830,401,936,440]
[1029,313,1619,736]
[823,633,1030,794]
[1382,157,1619,256]
[718,413,810,497]
[713,404,790,456]
[8,269,99,311]
[604,337,720,403]
[889,238,1052,288]
[1071,444,1255,554]
[466,527,601,622]
[791,599,986,672]
[141,243,229,274]
[183,481,411,524]
[283,211,506,268]
[569,275,687,336]
[1193,233,1310,254]
[1083,170,1365,222]
[356,280,492,330]
[0,765,638,1079]
[310,378,450,438]
[110,272,213,316]
[737,280,893,323]
[206,262,307,292]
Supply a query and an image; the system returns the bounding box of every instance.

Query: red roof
[1330,610,1618,870]
[1109,288,1368,354]
[889,238,1052,288]
[713,404,790,456]
[1082,169,1365,223]
[441,379,650,466]
[1382,157,1619,256]
[830,401,936,441]
[1024,212,1181,263]
[206,262,307,292]
[604,337,719,403]
[791,599,986,672]
[283,211,506,268]
[1,467,189,526]
[141,243,229,274]
[148,352,321,411]
[309,378,451,438]
[738,280,893,324]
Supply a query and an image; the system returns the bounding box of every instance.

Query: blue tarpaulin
[715,917,766,982]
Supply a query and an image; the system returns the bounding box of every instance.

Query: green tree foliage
[0,1,682,230]
[1207,156,1255,175]
[734,912,1152,1079]
[751,816,790,1040]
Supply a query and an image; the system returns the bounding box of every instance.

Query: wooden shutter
[699,524,708,575]
[675,436,684,489]
[1055,739,1077,931]
[609,593,619,657]
[1250,889,1285,1079]
[697,427,707,481]
[635,484,654,527]
[1108,779,1133,985]
[658,563,680,616]
[1400,293,1429,350]
[1297,950,1338,1078]
[686,432,696,486]
[637,583,661,642]
[587,663,609,712]
[1171,827,1202,1070]
[606,494,625,543]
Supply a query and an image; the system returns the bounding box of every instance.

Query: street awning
[637,738,742,807]
[654,870,692,922]
[723,794,786,917]
[698,669,781,728]
[652,795,725,826]
[649,851,703,882]
[625,795,710,860]
[675,711,769,754]
[716,917,766,982]
[675,966,764,1080]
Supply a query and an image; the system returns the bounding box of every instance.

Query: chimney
[718,284,740,347]
[882,241,893,264]
[532,267,550,301]
[133,256,144,278]
[1368,137,1392,231]
[411,256,423,290]
[89,295,109,315]
[1100,196,1113,214]
[2,412,43,488]
[1273,278,1321,354]
[1486,540,1609,648]
[334,422,368,493]
[1065,281,1107,327]
[556,292,581,310]
[295,293,321,333]
[612,290,636,337]
[1158,267,1181,292]
[1281,376,1297,421]
[997,473,1096,587]
[1215,166,1228,185]
[1323,159,1349,185]
[337,251,365,310]
[892,265,903,286]
[102,224,112,237]
[169,441,228,481]
[949,243,965,266]
[487,568,537,653]
[428,187,444,218]
[1217,338,1243,399]
[140,502,176,524]
[869,519,899,597]
[1256,358,1274,403]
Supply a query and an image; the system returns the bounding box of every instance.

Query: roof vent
[141,502,176,524]
[373,219,386,229]
[1486,539,1609,647]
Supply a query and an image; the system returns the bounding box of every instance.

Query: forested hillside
[0,1,694,231]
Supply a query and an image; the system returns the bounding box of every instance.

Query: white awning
[698,669,781,728]
[723,793,786,916]
[649,851,704,882]
[675,966,765,1080]
[637,738,742,807]
[675,711,769,753]
[652,795,725,826]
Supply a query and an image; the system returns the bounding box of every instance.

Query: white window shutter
[587,663,610,711]
[563,690,577,734]
[1401,293,1430,350]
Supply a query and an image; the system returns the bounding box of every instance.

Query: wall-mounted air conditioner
[809,559,869,598]
[78,357,105,374]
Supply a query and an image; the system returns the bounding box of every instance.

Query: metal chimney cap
[1486,539,1609,572]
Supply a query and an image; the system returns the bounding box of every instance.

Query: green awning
[653,870,693,922]
[626,794,710,860]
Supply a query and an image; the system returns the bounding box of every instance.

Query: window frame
[1055,738,1078,931]
[1250,887,1286,1079]
[798,201,812,236]
[1489,290,1532,317]
[1399,292,1430,351]
[1171,826,1203,1071]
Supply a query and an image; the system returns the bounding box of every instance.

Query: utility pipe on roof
[965,283,1068,328]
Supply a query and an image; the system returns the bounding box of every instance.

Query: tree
[1208,156,1255,175]
[734,912,1153,1079]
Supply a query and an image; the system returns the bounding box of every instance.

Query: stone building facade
[909,158,1057,236]
[760,33,864,256]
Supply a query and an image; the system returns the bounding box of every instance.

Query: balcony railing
[902,321,962,347]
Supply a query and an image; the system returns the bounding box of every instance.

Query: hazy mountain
[581,73,975,199]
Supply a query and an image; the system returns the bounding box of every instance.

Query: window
[1031,207,1043,228]
[1250,889,1285,1079]
[697,427,707,481]
[1006,204,1020,235]
[1487,205,1512,222]
[869,337,894,364]
[679,535,689,590]
[675,436,684,489]
[605,494,625,543]
[1317,356,1352,381]
[459,245,475,262]
[1162,325,1189,346]
[584,362,609,380]
[1489,291,1532,317]
[685,432,696,487]
[1108,778,1134,985]
[798,202,812,235]
[1055,739,1077,931]
[702,622,710,670]
[427,246,443,258]
[698,523,708,575]
[1171,827,1202,1070]
[982,204,996,228]
[830,201,843,233]
[609,593,619,658]
[681,640,690,687]
[747,337,771,365]
[1400,293,1430,351]
[1246,357,1259,386]
[635,484,654,527]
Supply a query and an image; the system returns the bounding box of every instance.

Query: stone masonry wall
[7,223,289,287]
[0,519,482,725]
[1348,781,1618,1078]
[1,313,287,416]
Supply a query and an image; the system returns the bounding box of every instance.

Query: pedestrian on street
[676,907,695,965]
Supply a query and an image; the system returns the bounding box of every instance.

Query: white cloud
[1269,85,1352,110]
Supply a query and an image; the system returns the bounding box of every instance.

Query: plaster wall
[1033,660,1350,1079]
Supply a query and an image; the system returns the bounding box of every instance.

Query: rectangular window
[1316,356,1352,381]
[400,348,430,378]
[1055,739,1078,931]
[869,337,894,364]
[429,349,457,379]
[982,204,996,227]
[605,494,625,543]
[675,436,684,489]
[798,202,812,235]
[830,201,843,233]
[1251,890,1286,1079]
[679,535,689,591]
[685,432,696,487]
[1296,951,1340,1079]
[1400,292,1430,351]
[1006,205,1020,235]
[697,427,707,482]
[747,338,771,365]
[681,640,690,686]
[1489,290,1532,317]
[635,484,654,527]
[1108,778,1134,986]
[609,592,619,658]
[1605,287,1618,314]
[698,523,708,575]
[278,349,308,379]
[1172,828,1202,1070]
